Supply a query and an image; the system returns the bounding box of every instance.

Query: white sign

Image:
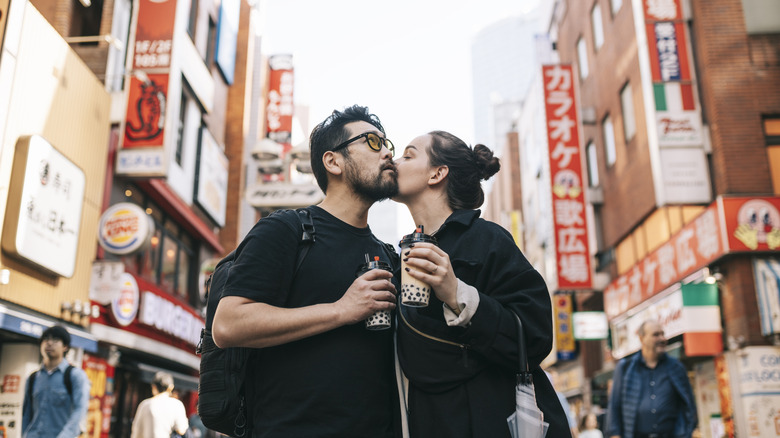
[246,183,323,208]
[610,287,684,359]
[752,258,780,335]
[656,110,703,146]
[111,273,140,327]
[139,291,203,346]
[89,261,125,304]
[195,128,228,226]
[660,148,712,204]
[733,346,780,437]
[573,312,608,340]
[116,148,166,175]
[1,136,85,277]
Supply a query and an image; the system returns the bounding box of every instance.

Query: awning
[0,303,98,352]
[90,323,200,370]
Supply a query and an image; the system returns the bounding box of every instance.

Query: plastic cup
[357,255,393,330]
[399,226,438,307]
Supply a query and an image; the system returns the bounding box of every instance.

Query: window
[175,90,188,166]
[603,114,616,166]
[741,0,780,34]
[620,82,636,142]
[187,0,199,39]
[764,116,780,194]
[205,18,217,67]
[587,141,600,187]
[69,0,104,42]
[592,4,604,50]
[577,37,589,79]
[611,0,622,15]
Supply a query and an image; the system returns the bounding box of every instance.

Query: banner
[266,54,294,154]
[542,64,592,290]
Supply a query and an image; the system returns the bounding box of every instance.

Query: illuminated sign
[97,202,154,255]
[111,273,140,327]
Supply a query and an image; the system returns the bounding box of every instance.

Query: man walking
[130,371,189,438]
[607,320,697,438]
[213,105,401,437]
[22,325,91,438]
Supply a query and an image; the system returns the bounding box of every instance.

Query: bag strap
[513,313,532,385]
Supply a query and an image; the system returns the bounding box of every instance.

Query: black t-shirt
[224,206,398,438]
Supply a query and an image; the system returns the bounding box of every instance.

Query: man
[607,320,697,438]
[130,371,189,438]
[213,105,400,437]
[22,325,90,438]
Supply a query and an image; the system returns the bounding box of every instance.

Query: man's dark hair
[152,371,174,393]
[40,325,71,348]
[309,105,385,193]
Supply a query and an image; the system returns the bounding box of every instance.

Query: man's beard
[344,159,398,202]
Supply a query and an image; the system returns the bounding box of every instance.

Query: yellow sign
[554,294,576,360]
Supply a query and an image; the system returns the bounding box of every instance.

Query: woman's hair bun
[473,144,500,180]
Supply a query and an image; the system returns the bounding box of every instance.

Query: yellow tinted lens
[384,139,395,156]
[366,133,381,151]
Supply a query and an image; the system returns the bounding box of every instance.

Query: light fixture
[289,141,310,162]
[257,159,284,175]
[704,267,723,284]
[251,138,283,161]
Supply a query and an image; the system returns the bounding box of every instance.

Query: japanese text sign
[542,64,592,290]
[266,54,294,153]
[132,0,176,70]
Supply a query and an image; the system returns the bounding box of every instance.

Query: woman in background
[393,130,571,437]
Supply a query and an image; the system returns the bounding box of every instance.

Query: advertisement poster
[123,74,169,149]
[83,355,115,438]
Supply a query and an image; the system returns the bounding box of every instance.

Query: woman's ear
[428,165,449,186]
[322,151,343,176]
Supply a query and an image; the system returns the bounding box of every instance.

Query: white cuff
[443,279,480,327]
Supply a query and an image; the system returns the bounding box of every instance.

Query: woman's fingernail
[409,243,415,248]
[405,267,410,272]
[404,251,410,256]
[403,258,408,262]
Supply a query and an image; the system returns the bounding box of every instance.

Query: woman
[393,131,571,437]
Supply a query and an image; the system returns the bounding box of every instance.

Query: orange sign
[133,0,177,70]
[721,196,780,252]
[266,55,294,154]
[123,74,169,148]
[83,354,115,438]
[542,64,592,290]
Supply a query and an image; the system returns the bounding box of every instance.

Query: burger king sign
[98,202,155,255]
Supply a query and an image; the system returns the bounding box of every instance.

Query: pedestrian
[392,130,571,437]
[22,325,91,438]
[130,371,189,438]
[212,104,401,437]
[606,320,697,438]
[581,412,604,438]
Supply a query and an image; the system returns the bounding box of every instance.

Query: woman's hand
[402,242,459,309]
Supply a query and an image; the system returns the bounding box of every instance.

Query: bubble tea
[399,226,438,307]
[357,255,393,330]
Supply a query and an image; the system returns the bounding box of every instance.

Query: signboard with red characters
[265,54,294,154]
[542,64,592,290]
[83,354,115,438]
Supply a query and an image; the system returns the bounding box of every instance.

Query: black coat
[397,210,572,438]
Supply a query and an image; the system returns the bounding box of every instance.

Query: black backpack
[196,208,316,437]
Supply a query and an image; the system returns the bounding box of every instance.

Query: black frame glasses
[332,132,395,156]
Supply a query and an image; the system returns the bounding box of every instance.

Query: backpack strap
[64,365,74,399]
[294,208,316,274]
[26,370,37,411]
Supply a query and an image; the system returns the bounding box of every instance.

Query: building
[0,0,265,435]
[486,0,780,435]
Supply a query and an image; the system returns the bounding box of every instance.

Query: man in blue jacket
[22,325,91,438]
[607,320,697,438]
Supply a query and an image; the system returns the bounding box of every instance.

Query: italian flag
[653,82,695,112]
[681,283,723,356]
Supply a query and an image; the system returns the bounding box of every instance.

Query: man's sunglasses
[332,132,395,156]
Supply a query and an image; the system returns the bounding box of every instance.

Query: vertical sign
[0,0,9,54]
[542,64,592,290]
[554,294,576,360]
[83,354,116,438]
[121,0,176,152]
[266,54,294,155]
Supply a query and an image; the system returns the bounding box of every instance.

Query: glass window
[611,0,622,15]
[592,4,604,50]
[175,89,188,166]
[205,18,217,67]
[177,247,191,298]
[187,0,199,39]
[603,114,616,166]
[587,141,600,187]
[577,37,589,80]
[620,82,636,142]
[160,235,178,292]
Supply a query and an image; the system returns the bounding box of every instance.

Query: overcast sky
[258,0,546,241]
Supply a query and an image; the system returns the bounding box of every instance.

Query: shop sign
[753,258,780,336]
[2,136,85,277]
[726,346,780,437]
[246,183,323,208]
[643,0,683,21]
[194,127,228,227]
[611,287,684,359]
[659,148,711,203]
[542,64,592,290]
[722,197,780,252]
[266,54,294,154]
[554,294,576,360]
[139,290,203,347]
[83,354,115,438]
[110,273,140,327]
[572,311,608,340]
[89,261,125,305]
[97,203,154,255]
[715,355,736,438]
[115,146,166,175]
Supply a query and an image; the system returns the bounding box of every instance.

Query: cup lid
[399,225,437,246]
[356,255,393,276]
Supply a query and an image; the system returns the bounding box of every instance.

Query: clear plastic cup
[357,255,393,330]
[399,226,438,307]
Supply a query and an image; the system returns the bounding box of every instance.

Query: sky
[258,0,546,242]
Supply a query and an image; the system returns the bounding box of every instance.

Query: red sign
[603,196,780,319]
[542,64,592,290]
[83,355,115,438]
[123,74,169,148]
[265,55,294,154]
[133,0,177,70]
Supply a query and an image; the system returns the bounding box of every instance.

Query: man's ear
[322,151,343,176]
[428,165,449,186]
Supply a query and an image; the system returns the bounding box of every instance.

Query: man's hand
[334,268,396,325]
